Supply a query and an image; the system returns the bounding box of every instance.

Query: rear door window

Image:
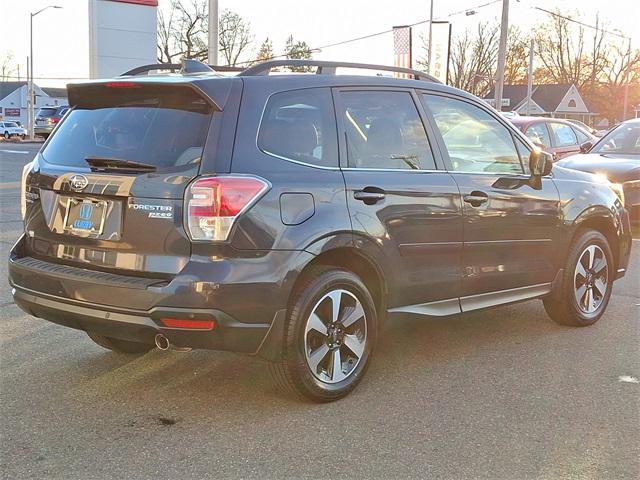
[41,86,214,171]
[338,90,435,170]
[525,123,552,148]
[550,122,578,147]
[257,87,338,167]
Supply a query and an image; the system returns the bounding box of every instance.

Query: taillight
[51,117,60,124]
[185,176,269,241]
[20,161,33,220]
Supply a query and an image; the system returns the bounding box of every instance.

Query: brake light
[186,176,269,241]
[20,161,34,220]
[52,117,60,124]
[104,81,139,88]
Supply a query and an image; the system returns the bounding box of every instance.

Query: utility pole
[622,37,632,120]
[494,0,509,112]
[29,15,34,140]
[208,0,219,66]
[426,0,434,73]
[526,38,534,115]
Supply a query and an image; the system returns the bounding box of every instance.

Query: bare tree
[157,0,208,63]
[219,9,253,66]
[419,23,527,94]
[0,51,17,82]
[157,2,253,66]
[533,10,608,88]
[447,23,500,96]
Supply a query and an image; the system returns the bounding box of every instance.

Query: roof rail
[121,59,244,77]
[240,60,440,83]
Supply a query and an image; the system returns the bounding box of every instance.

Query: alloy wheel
[303,289,367,384]
[574,244,608,314]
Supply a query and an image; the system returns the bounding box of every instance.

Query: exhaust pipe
[155,334,170,351]
[154,333,192,352]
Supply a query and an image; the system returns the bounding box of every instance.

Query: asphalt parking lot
[1,143,638,479]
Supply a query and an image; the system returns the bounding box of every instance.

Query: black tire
[86,331,154,354]
[3,132,9,139]
[543,229,614,326]
[20,134,26,140]
[269,266,377,402]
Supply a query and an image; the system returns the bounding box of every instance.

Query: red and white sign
[393,26,412,78]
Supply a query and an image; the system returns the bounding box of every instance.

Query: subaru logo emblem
[69,174,88,192]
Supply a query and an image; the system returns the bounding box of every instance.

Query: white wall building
[89,0,158,79]
[0,82,68,126]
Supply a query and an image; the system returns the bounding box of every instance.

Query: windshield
[6,122,18,128]
[592,123,640,155]
[41,91,213,171]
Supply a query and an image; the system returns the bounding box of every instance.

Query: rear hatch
[23,80,225,277]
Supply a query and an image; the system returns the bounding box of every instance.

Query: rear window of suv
[41,86,214,171]
[258,87,338,168]
[38,108,58,117]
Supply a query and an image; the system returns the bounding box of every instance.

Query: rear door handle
[354,188,386,204]
[463,191,489,207]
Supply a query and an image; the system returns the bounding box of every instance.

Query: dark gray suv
[9,60,632,401]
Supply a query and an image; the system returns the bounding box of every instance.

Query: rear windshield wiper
[85,156,157,173]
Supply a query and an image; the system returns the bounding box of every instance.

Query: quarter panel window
[525,123,552,149]
[550,122,578,147]
[573,127,589,144]
[339,90,436,170]
[257,88,338,167]
[423,94,523,174]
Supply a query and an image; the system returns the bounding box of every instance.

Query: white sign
[88,0,158,79]
[428,22,451,83]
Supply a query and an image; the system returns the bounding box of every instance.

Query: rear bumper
[12,284,279,353]
[8,235,312,355]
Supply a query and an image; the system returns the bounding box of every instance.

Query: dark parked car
[34,105,69,138]
[9,60,631,401]
[557,118,640,222]
[510,116,597,160]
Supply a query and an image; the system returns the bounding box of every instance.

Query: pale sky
[1,0,638,87]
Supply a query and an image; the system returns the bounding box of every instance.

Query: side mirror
[579,141,593,153]
[529,149,554,177]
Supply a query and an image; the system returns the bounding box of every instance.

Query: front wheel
[544,229,614,326]
[3,132,9,139]
[269,267,377,402]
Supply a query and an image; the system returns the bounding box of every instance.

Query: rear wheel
[86,332,154,354]
[543,229,613,326]
[269,267,377,402]
[3,132,9,139]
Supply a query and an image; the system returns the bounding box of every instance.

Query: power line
[532,6,630,40]
[234,0,502,67]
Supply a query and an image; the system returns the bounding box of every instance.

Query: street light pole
[208,0,219,66]
[494,0,509,112]
[426,0,434,73]
[28,5,62,140]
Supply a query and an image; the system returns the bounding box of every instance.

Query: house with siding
[484,84,594,125]
[0,82,68,126]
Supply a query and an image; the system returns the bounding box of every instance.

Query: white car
[1,121,27,140]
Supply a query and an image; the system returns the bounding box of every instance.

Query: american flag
[393,26,412,78]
